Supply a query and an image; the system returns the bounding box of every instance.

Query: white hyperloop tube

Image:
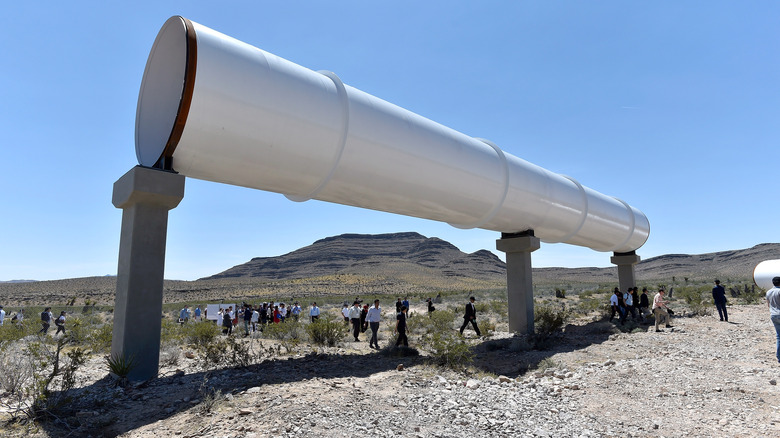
[754,260,780,290]
[135,16,650,253]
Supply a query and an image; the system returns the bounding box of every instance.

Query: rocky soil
[4,304,780,438]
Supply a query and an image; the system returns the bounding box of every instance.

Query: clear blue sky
[1,1,778,281]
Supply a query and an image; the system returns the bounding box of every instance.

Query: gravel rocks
[4,305,780,438]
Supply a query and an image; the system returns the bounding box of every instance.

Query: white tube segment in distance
[754,260,780,290]
[135,16,650,253]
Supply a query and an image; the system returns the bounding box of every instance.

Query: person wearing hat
[712,279,728,322]
[459,296,481,337]
[765,276,780,363]
[652,288,673,332]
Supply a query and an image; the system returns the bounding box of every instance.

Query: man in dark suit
[712,279,728,322]
[459,296,481,336]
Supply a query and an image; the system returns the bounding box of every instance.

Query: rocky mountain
[203,232,506,281]
[204,232,779,282]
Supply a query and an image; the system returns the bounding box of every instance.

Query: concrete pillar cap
[113,166,185,210]
[496,234,541,253]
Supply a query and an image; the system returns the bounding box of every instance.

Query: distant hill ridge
[203,232,505,281]
[204,232,780,282]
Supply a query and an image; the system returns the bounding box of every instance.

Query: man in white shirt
[765,276,780,363]
[310,302,321,323]
[366,300,382,349]
[0,305,5,326]
[279,303,288,322]
[341,304,350,324]
[348,301,362,341]
[251,307,260,332]
[624,289,636,320]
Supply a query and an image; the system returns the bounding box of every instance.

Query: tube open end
[135,16,195,167]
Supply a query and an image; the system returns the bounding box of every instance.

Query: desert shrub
[160,318,185,346]
[0,342,35,395]
[408,308,457,335]
[306,317,348,347]
[196,374,223,414]
[423,331,474,369]
[197,336,258,369]
[89,322,114,354]
[739,287,764,305]
[0,337,87,422]
[535,357,559,372]
[533,303,571,342]
[687,301,712,317]
[183,320,221,349]
[673,285,716,316]
[474,302,491,314]
[429,309,457,332]
[480,318,496,335]
[263,321,306,352]
[487,300,507,318]
[224,336,256,368]
[576,297,604,315]
[63,316,90,345]
[159,344,181,367]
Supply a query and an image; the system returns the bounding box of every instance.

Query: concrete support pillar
[610,251,641,293]
[496,231,540,335]
[111,166,185,381]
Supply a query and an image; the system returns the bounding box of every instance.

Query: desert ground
[2,293,779,438]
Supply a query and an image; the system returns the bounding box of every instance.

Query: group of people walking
[0,305,67,334]
[181,296,483,349]
[39,307,67,335]
[608,279,738,332]
[609,286,674,332]
[208,302,305,335]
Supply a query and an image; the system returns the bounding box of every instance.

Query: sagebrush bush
[488,300,508,318]
[196,374,223,414]
[159,344,181,367]
[423,331,474,369]
[183,320,221,349]
[576,296,604,315]
[479,318,496,335]
[197,336,258,369]
[533,303,571,340]
[89,322,113,354]
[0,342,34,395]
[305,317,348,347]
[263,321,306,352]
